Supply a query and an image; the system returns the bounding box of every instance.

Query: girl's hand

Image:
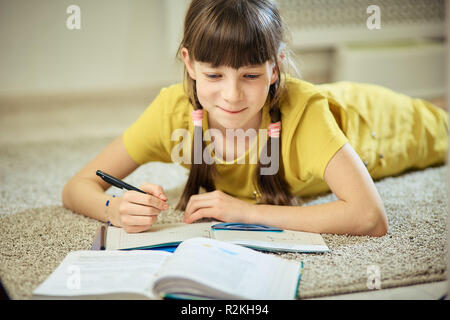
[118,183,169,233]
[184,190,254,224]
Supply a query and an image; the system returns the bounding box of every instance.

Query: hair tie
[268,121,281,138]
[192,109,203,127]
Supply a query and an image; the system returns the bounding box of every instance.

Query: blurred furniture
[278,0,446,98]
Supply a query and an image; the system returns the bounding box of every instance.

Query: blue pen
[96,170,146,194]
[211,222,283,232]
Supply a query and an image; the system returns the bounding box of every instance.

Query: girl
[62,0,448,237]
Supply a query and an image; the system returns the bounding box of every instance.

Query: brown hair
[175,0,295,210]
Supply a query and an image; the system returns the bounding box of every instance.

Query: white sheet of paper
[106,222,213,250]
[154,237,301,299]
[212,229,329,252]
[33,250,171,299]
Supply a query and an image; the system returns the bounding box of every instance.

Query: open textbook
[33,237,302,300]
[106,222,329,253]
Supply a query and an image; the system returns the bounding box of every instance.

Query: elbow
[364,206,389,237]
[61,180,72,210]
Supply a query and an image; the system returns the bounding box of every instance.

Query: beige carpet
[0,136,447,299]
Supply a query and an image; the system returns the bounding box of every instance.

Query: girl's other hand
[184,190,254,224]
[118,183,169,233]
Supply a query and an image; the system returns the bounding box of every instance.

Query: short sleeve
[122,88,172,164]
[291,94,349,181]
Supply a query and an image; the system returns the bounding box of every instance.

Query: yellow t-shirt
[123,77,448,203]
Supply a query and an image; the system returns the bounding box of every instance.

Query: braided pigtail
[176,81,217,211]
[255,79,293,205]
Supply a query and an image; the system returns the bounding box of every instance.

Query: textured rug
[0,136,447,299]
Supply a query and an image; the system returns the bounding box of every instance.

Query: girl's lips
[217,106,247,114]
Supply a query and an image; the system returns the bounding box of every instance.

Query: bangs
[188,1,279,69]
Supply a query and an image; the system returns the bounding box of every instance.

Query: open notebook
[106,222,329,253]
[33,237,303,300]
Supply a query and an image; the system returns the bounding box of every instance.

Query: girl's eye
[205,74,221,79]
[204,74,260,80]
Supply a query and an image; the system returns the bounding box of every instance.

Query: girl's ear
[270,50,285,84]
[270,62,279,85]
[181,48,197,80]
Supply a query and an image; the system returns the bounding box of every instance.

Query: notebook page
[212,229,329,252]
[106,222,214,250]
[154,237,300,299]
[33,250,171,299]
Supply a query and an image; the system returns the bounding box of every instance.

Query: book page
[153,237,300,299]
[33,250,171,299]
[106,222,214,250]
[212,229,329,252]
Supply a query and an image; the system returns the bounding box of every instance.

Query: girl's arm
[184,143,389,237]
[62,135,169,233]
[247,143,388,236]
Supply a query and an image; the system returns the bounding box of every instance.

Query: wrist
[105,195,122,227]
[244,203,258,224]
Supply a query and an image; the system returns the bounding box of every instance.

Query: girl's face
[182,48,278,133]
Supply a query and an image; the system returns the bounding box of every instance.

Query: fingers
[184,196,218,223]
[123,223,155,234]
[119,183,169,233]
[184,197,209,220]
[139,183,168,201]
[121,201,162,216]
[120,210,158,233]
[123,191,168,211]
[185,208,218,224]
[122,215,157,228]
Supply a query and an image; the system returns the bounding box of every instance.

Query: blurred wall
[0,0,184,96]
[0,0,446,99]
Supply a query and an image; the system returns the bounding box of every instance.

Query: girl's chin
[211,119,245,130]
[218,122,242,130]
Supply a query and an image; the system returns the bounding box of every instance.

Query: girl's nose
[222,80,243,104]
